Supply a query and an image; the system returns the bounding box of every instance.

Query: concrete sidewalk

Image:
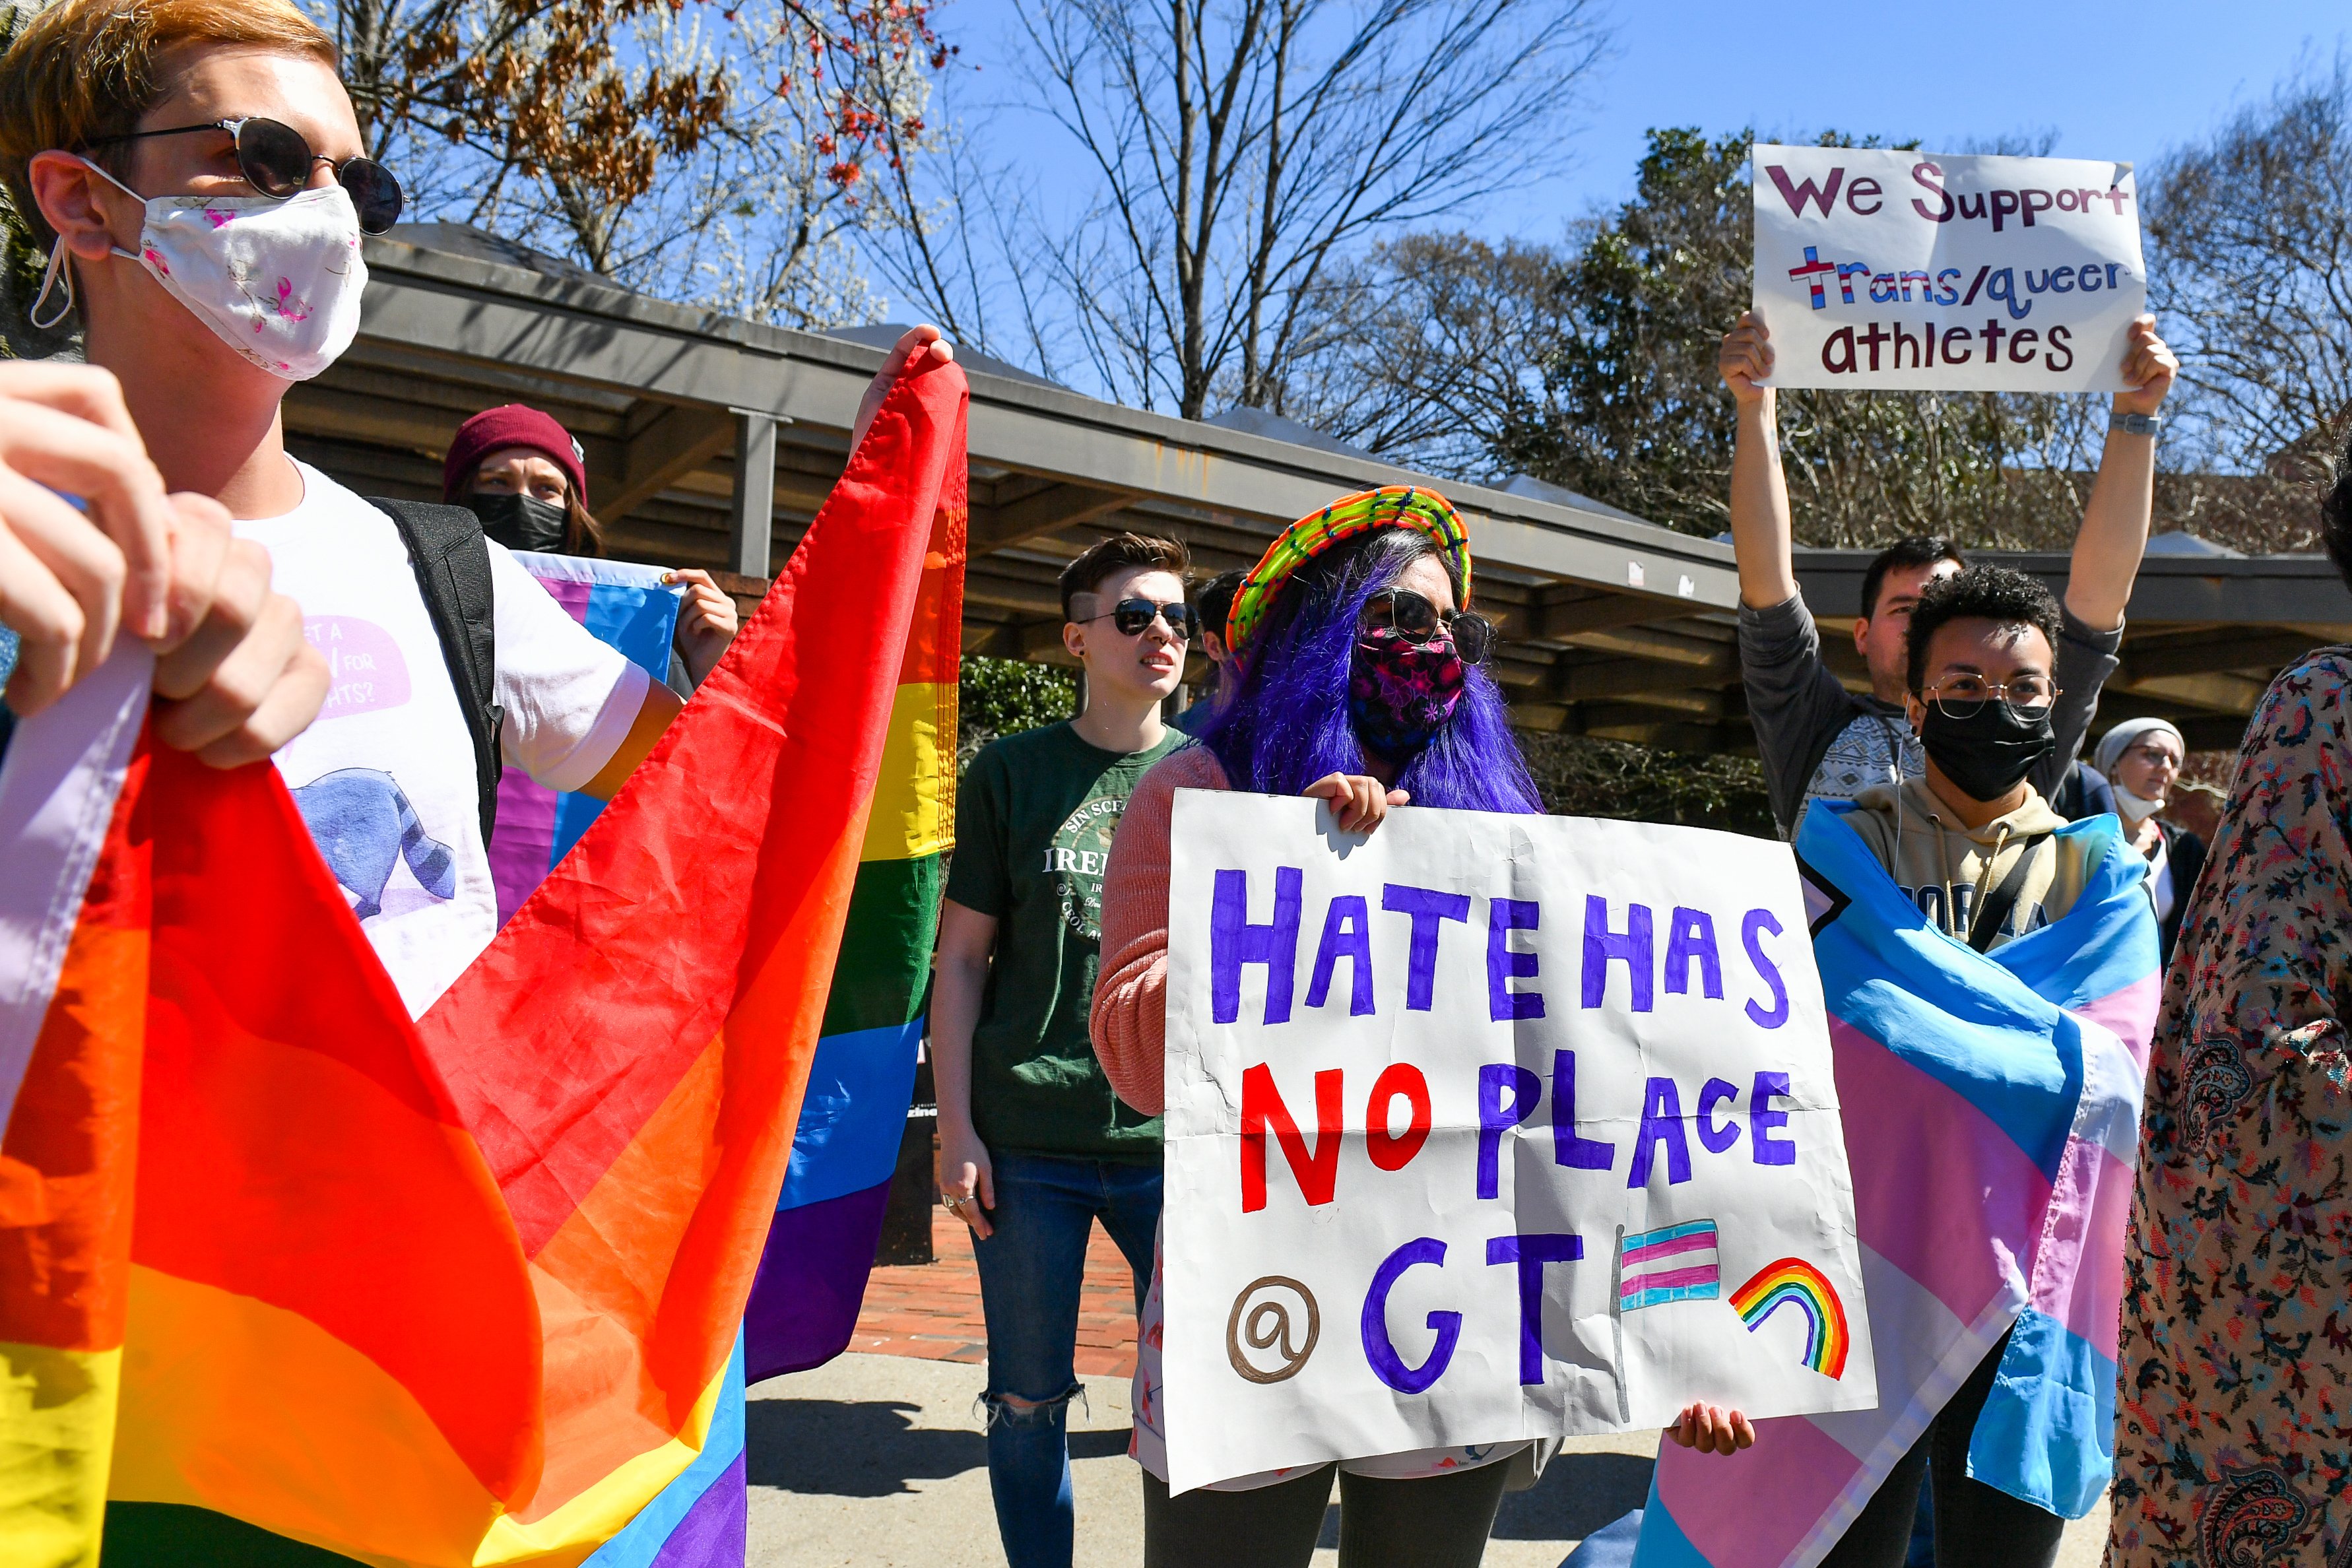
[744,1354,2112,1566]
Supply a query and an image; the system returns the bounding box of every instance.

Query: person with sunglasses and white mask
[2091,716,2202,964]
[0,0,945,1018]
[932,531,1196,1568]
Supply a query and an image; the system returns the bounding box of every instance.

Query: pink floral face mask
[32,160,366,381]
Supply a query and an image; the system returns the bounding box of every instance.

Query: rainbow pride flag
[740,484,962,1383]
[489,556,684,924]
[1635,803,2159,1568]
[0,360,969,1567]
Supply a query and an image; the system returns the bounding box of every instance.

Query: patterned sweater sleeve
[1090,744,1231,1118]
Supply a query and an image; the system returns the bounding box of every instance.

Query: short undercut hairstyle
[1860,535,1967,623]
[0,0,339,248]
[1057,532,1189,624]
[1194,569,1245,646]
[1905,566,2063,696]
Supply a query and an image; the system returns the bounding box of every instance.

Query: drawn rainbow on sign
[1730,1258,1850,1379]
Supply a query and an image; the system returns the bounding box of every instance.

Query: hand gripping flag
[1634,802,2159,1568]
[0,356,969,1567]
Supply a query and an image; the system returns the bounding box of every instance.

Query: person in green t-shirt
[933,531,1196,1568]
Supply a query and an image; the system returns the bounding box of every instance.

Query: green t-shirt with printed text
[946,721,1183,1163]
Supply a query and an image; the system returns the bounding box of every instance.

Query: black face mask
[1918,699,2056,802]
[470,492,568,554]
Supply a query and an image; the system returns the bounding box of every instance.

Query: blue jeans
[971,1150,1161,1568]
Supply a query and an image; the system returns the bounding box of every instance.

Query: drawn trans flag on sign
[491,553,683,923]
[1619,1220,1722,1310]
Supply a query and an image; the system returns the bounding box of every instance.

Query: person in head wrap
[442,403,740,687]
[2091,716,2203,962]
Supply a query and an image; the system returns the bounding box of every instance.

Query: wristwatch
[2110,411,2163,438]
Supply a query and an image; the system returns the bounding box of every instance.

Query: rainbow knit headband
[1225,486,1473,655]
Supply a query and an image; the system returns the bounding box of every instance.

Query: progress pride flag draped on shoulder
[1634,805,2158,1568]
[0,358,968,1567]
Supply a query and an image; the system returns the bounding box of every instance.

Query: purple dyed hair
[1200,529,1541,814]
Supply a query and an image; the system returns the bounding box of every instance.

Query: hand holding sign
[1722,308,2177,410]
[1750,144,2150,392]
[1159,793,1874,1493]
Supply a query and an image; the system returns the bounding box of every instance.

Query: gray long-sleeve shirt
[1738,591,2123,839]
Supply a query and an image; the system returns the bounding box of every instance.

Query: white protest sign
[1159,793,1876,1493]
[1751,143,2145,392]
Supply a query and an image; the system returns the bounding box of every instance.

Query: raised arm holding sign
[1686,143,2176,1568]
[1723,145,2177,843]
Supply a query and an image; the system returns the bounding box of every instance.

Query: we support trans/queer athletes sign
[1751,143,2145,393]
[1159,794,1877,1493]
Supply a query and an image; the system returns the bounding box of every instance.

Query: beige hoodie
[1844,777,2085,950]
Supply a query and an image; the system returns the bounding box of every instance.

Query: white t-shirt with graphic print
[237,461,649,1017]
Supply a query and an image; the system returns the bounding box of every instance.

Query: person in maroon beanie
[443,402,740,687]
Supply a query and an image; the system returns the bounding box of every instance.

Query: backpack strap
[1967,831,2053,954]
[370,498,504,845]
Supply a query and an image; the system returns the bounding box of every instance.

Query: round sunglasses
[86,117,404,234]
[1082,598,1198,641]
[1362,587,1493,665]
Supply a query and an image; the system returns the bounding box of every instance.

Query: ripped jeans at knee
[980,1381,1088,1431]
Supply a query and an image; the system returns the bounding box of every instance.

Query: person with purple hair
[1088,488,1752,1567]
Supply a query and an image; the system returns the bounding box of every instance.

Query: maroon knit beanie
[442,404,589,507]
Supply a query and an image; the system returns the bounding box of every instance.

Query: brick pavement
[845,1208,1146,1378]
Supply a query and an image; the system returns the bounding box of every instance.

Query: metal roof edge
[361,236,1736,581]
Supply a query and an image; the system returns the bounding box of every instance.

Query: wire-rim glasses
[1922,675,2059,721]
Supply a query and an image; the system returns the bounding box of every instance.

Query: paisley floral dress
[2109,652,2352,1567]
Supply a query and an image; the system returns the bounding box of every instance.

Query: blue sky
[936,0,2349,242]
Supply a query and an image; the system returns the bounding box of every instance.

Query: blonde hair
[0,0,338,245]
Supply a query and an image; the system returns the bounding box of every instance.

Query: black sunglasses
[1362,588,1493,665]
[86,117,404,234]
[1084,598,1198,641]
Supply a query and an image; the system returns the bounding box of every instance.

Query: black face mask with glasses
[1916,674,2059,801]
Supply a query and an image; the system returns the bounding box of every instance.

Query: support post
[729,409,777,579]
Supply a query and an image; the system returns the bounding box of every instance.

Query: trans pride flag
[490,556,683,923]
[0,359,969,1567]
[1619,1222,1722,1311]
[1635,802,2159,1568]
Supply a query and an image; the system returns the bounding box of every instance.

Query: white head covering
[2094,716,2186,779]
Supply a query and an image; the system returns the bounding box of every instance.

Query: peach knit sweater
[1088,742,1230,1116]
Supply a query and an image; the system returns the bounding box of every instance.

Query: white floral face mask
[32,159,367,381]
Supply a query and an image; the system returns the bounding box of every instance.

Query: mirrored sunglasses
[1088,598,1198,640]
[1363,587,1493,665]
